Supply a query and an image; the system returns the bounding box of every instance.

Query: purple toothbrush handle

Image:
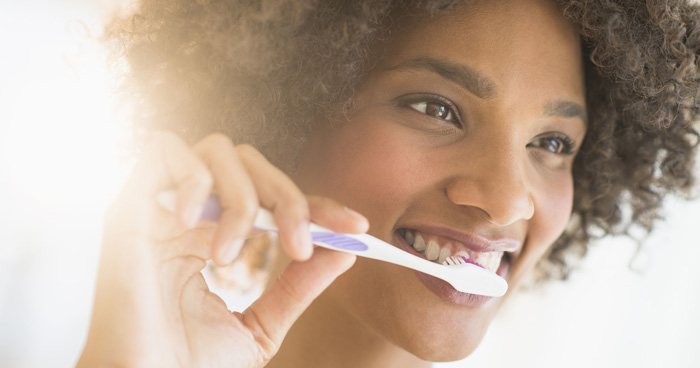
[200,196,368,251]
[309,232,368,251]
[201,196,223,222]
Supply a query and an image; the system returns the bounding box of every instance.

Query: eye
[409,101,456,122]
[528,133,576,155]
[396,93,463,126]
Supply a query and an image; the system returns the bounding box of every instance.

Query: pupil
[426,102,448,119]
[548,139,561,152]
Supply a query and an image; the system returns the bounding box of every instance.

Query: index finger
[192,134,260,266]
[236,144,314,262]
[118,132,213,237]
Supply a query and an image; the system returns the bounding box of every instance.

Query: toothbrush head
[442,255,484,269]
[438,255,507,296]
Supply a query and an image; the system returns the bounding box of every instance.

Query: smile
[397,228,513,274]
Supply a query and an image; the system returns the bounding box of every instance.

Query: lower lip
[393,232,510,307]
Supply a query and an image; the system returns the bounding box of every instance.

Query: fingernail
[344,206,369,230]
[297,221,313,259]
[219,238,244,265]
[185,205,203,228]
[343,206,366,219]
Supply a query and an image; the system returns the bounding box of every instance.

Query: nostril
[483,194,534,226]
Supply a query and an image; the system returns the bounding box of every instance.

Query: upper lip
[399,224,521,254]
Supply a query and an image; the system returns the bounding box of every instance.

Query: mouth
[394,227,516,306]
[396,228,513,276]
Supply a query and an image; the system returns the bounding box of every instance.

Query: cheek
[535,174,574,243]
[301,119,426,232]
[512,172,574,284]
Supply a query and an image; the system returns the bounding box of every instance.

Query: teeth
[453,250,504,272]
[425,240,440,261]
[402,229,507,273]
[438,247,451,264]
[413,234,426,252]
[485,252,505,271]
[482,253,494,270]
[404,230,415,246]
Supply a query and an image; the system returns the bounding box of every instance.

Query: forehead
[378,0,585,107]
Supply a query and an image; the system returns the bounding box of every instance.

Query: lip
[401,224,521,253]
[393,231,511,307]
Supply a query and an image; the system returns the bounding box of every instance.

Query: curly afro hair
[106,0,700,280]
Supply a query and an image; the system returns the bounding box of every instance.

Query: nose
[445,149,535,226]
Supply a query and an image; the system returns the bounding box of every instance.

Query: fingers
[193,135,259,266]
[307,196,369,234]
[114,132,212,239]
[154,133,370,267]
[237,145,314,261]
[239,248,356,357]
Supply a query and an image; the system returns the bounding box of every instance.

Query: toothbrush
[157,191,508,297]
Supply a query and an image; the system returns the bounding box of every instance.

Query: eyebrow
[544,100,587,123]
[386,56,587,123]
[385,57,496,99]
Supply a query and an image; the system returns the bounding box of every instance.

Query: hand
[77,132,368,368]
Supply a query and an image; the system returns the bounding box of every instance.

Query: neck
[267,289,431,368]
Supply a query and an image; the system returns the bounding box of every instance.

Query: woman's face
[295,0,586,360]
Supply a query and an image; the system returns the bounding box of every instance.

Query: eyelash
[395,94,577,155]
[528,132,577,155]
[396,93,463,126]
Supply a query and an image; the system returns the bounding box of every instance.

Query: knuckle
[289,196,310,220]
[237,198,259,219]
[190,169,213,189]
[278,187,308,217]
[235,143,263,159]
[205,132,234,149]
[240,309,279,364]
[277,272,304,305]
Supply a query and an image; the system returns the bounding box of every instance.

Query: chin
[400,330,487,362]
[329,259,501,362]
[394,304,495,361]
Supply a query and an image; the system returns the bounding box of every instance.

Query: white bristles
[442,255,467,266]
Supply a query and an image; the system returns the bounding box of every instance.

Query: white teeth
[438,247,451,264]
[413,234,426,252]
[482,253,493,270]
[484,252,504,271]
[403,230,507,272]
[452,250,504,272]
[425,240,440,261]
[404,230,415,246]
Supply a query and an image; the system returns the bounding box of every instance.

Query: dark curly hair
[106,0,700,280]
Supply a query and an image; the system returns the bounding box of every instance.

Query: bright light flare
[0,8,131,211]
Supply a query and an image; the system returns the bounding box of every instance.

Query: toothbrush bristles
[442,255,464,265]
[442,255,484,268]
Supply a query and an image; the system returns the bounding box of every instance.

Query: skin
[78,0,585,367]
[77,133,367,368]
[272,0,586,366]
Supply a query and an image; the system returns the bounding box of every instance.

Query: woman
[78,0,700,367]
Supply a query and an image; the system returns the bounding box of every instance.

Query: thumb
[239,248,355,359]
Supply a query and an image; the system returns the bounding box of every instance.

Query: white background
[1,1,698,367]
